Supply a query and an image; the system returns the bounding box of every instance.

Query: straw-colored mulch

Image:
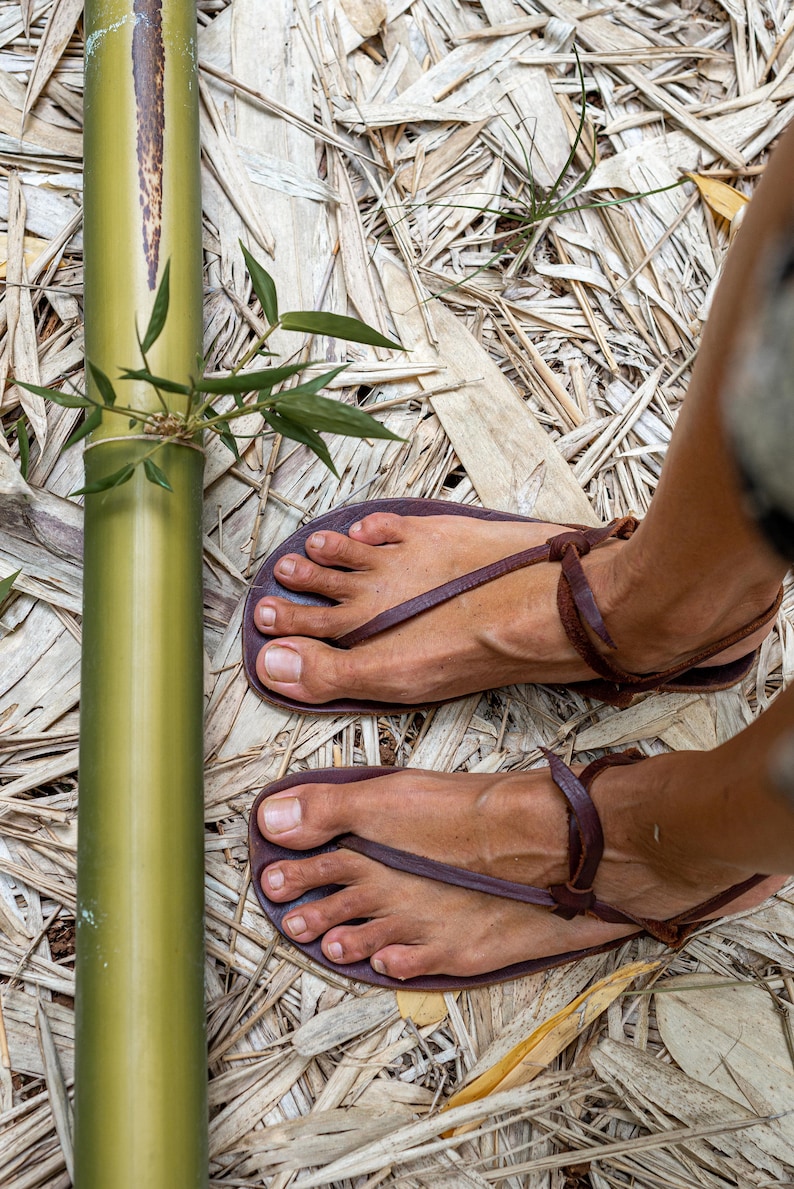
[2,0,794,1185]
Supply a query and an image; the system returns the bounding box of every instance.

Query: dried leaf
[0,231,56,278]
[396,991,456,1027]
[339,0,386,39]
[23,0,85,126]
[685,172,749,222]
[444,959,659,1111]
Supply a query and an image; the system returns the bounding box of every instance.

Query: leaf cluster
[18,249,405,495]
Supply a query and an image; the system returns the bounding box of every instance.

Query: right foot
[254,755,783,981]
[251,510,779,707]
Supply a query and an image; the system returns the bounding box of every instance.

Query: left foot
[255,760,780,981]
[251,511,778,707]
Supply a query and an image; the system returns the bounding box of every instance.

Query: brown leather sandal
[248,754,769,991]
[242,498,781,715]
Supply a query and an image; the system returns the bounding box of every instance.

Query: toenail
[309,533,325,549]
[265,866,284,890]
[264,645,302,683]
[285,915,306,937]
[263,796,301,833]
[277,557,296,576]
[257,605,276,628]
[350,521,362,534]
[372,957,386,975]
[327,942,343,961]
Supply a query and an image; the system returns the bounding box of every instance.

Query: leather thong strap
[337,517,636,648]
[336,751,769,947]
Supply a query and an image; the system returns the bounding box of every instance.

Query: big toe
[257,782,353,850]
[256,637,388,705]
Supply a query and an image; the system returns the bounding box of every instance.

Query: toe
[370,943,436,981]
[322,918,401,965]
[281,885,375,942]
[348,512,406,546]
[272,554,356,600]
[255,594,355,640]
[256,636,379,705]
[304,529,374,569]
[261,850,363,899]
[257,782,358,849]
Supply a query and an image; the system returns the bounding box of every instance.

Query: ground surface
[2,1,794,1186]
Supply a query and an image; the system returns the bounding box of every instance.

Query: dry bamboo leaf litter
[2,0,794,1184]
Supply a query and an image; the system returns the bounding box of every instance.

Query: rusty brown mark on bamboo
[132,0,165,290]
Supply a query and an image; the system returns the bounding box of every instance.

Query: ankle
[596,536,781,671]
[592,753,752,914]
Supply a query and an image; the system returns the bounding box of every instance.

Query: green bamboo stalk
[75,1,207,1184]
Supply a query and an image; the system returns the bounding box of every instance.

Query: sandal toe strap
[337,516,636,648]
[340,754,769,950]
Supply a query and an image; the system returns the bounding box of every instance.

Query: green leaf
[201,410,239,459]
[143,458,173,491]
[64,406,103,450]
[140,260,171,353]
[280,311,403,350]
[0,568,21,610]
[240,242,278,324]
[71,463,136,497]
[194,361,310,395]
[15,418,29,480]
[216,422,240,459]
[270,365,348,399]
[89,362,117,407]
[265,411,338,476]
[118,368,191,395]
[16,381,93,408]
[275,388,403,442]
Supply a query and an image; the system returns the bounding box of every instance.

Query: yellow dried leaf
[396,990,457,1026]
[686,173,749,222]
[444,959,659,1113]
[0,233,54,279]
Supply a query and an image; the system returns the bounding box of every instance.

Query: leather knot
[547,530,591,563]
[549,881,596,919]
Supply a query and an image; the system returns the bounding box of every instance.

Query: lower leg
[255,686,794,980]
[608,122,794,659]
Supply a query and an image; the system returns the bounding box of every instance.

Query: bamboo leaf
[685,172,749,222]
[194,361,310,395]
[16,381,93,408]
[443,959,659,1120]
[240,241,278,324]
[143,458,174,491]
[0,569,21,610]
[275,389,403,440]
[64,406,103,450]
[280,310,403,350]
[72,463,136,496]
[140,260,171,353]
[119,368,191,395]
[89,362,117,407]
[215,421,240,458]
[271,364,349,398]
[15,417,29,480]
[265,410,339,475]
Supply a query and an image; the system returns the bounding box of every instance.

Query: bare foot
[255,757,781,981]
[253,509,778,707]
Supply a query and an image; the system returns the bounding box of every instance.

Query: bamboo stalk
[75,1,207,1184]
